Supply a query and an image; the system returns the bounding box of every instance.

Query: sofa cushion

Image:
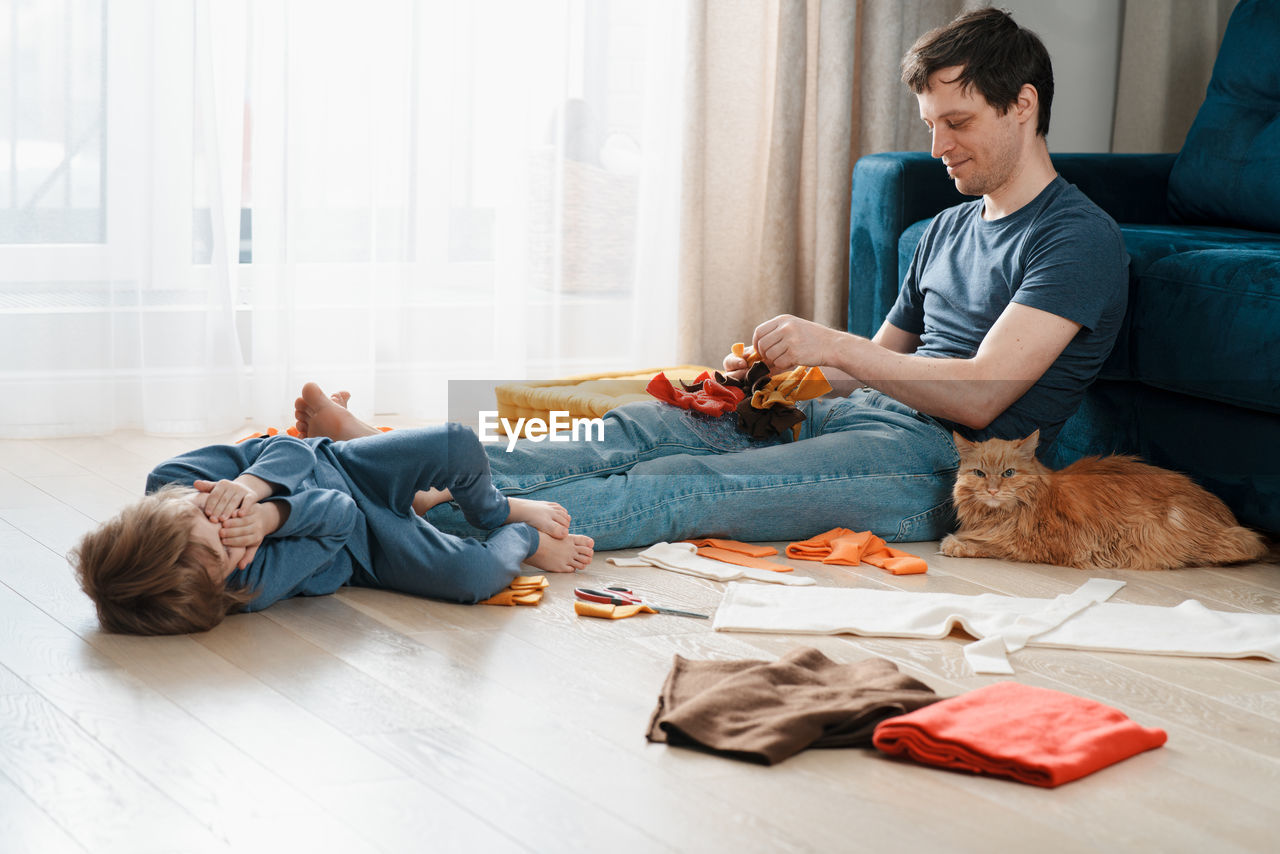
[1107,225,1280,380]
[1168,0,1280,233]
[899,220,1280,395]
[1131,249,1280,414]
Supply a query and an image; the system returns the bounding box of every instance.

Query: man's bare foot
[524,531,593,573]
[506,497,570,538]
[293,382,381,441]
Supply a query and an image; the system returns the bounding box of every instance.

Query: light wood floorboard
[0,429,1276,852]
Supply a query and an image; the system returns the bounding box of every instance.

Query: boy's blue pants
[327,424,540,603]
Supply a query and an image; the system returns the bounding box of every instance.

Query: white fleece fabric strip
[607,542,816,586]
[960,578,1126,674]
[712,579,1280,674]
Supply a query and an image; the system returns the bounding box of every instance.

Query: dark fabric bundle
[646,647,940,765]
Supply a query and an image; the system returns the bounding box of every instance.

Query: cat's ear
[952,431,975,451]
[1013,429,1040,452]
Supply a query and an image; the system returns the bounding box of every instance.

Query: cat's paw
[939,534,984,558]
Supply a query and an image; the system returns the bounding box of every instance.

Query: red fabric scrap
[872,681,1168,787]
[646,371,745,417]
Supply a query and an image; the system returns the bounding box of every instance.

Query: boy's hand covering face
[219,503,275,570]
[219,501,290,570]
[195,474,271,522]
[183,492,247,580]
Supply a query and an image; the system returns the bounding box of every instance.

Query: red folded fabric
[872,681,1168,787]
[646,371,744,416]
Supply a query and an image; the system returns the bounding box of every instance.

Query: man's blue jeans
[426,389,959,550]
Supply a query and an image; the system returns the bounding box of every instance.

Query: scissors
[574,586,709,619]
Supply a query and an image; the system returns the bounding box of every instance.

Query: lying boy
[73,409,594,635]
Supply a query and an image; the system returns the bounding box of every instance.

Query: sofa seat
[1133,250,1280,413]
[1123,224,1280,273]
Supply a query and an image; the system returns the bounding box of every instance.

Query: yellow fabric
[481,575,549,606]
[495,365,714,437]
[574,600,655,620]
[728,343,832,441]
[732,342,762,366]
[750,366,832,409]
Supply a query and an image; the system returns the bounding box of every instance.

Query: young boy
[73,409,594,635]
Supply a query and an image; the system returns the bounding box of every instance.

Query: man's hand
[219,501,287,570]
[751,315,845,372]
[721,346,753,379]
[195,474,273,522]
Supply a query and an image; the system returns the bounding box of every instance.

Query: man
[304,8,1128,551]
[743,7,1126,450]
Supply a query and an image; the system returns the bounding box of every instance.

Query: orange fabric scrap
[684,538,778,557]
[786,528,928,576]
[238,424,390,444]
[237,426,300,443]
[683,538,793,573]
[574,600,655,620]
[481,575,549,606]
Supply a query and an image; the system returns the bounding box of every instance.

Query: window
[0,0,106,246]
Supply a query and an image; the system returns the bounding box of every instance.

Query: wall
[999,0,1124,153]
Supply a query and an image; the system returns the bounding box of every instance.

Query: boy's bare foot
[505,497,570,538]
[293,382,380,440]
[524,531,594,573]
[412,488,453,516]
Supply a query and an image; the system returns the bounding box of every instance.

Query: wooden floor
[1,426,1277,854]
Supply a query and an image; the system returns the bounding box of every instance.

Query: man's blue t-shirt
[884,175,1128,454]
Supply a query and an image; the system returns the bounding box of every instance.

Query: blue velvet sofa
[846,0,1279,534]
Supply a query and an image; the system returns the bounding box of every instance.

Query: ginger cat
[939,431,1266,571]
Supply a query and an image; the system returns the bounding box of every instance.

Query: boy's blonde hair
[71,485,256,635]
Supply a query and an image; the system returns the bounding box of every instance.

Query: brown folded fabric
[646,647,941,765]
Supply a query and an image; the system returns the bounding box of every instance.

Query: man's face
[916,65,1022,198]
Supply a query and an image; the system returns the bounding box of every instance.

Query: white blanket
[712,579,1280,674]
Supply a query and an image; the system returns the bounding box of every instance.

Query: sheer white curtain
[0,0,685,437]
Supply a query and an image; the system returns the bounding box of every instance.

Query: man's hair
[901,7,1054,137]
[71,484,255,635]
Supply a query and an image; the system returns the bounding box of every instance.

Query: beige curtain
[677,0,972,367]
[1111,0,1238,153]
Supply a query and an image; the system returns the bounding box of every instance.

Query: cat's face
[952,432,1040,510]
